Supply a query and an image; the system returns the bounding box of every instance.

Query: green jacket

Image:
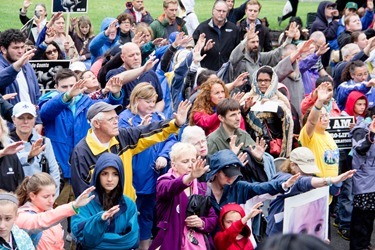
[150,14,187,39]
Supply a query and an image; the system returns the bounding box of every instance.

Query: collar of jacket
[85,129,119,155]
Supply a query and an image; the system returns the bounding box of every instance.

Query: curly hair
[0,29,26,49]
[341,60,366,82]
[189,78,229,125]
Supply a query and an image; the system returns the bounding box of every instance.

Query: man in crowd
[193,0,240,71]
[70,100,190,201]
[124,0,153,24]
[150,0,187,39]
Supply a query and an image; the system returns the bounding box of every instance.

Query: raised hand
[229,135,244,155]
[72,186,95,208]
[0,141,24,158]
[105,19,118,37]
[316,43,330,56]
[283,173,301,189]
[66,79,87,99]
[190,158,209,179]
[203,39,215,52]
[45,28,56,44]
[106,77,122,96]
[331,170,357,184]
[13,48,36,71]
[102,205,120,220]
[316,82,332,103]
[231,91,245,103]
[142,55,159,73]
[47,12,63,28]
[193,34,206,63]
[285,21,299,39]
[28,138,46,159]
[172,32,193,48]
[23,0,32,10]
[232,72,249,88]
[248,137,267,161]
[132,32,146,47]
[173,100,192,127]
[242,202,263,224]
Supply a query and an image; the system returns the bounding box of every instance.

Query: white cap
[69,61,87,72]
[12,102,37,118]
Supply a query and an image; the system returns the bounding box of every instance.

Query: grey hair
[89,112,105,129]
[180,126,206,143]
[341,43,360,59]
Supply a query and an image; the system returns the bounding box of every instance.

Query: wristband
[72,203,79,214]
[313,105,322,111]
[325,178,332,186]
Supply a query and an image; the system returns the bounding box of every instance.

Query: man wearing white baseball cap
[9,101,61,195]
[266,146,356,236]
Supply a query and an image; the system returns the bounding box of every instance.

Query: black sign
[52,0,88,13]
[30,60,70,91]
[326,116,355,149]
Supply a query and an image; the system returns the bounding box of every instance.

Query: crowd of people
[1,0,375,249]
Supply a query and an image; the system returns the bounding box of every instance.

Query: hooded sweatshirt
[214,203,253,250]
[343,91,368,121]
[89,18,120,63]
[71,153,139,250]
[310,1,339,42]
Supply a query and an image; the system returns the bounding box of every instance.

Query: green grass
[0,0,320,33]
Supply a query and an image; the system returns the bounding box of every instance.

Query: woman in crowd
[0,190,34,250]
[299,82,340,205]
[15,173,95,249]
[69,15,95,67]
[71,153,139,250]
[0,116,24,193]
[149,142,217,250]
[41,41,65,60]
[266,147,356,236]
[189,78,246,136]
[118,82,176,250]
[245,66,294,158]
[336,60,374,110]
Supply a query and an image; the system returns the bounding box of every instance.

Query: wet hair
[16,173,56,206]
[216,98,241,117]
[42,41,64,60]
[128,82,158,114]
[189,78,229,125]
[54,68,78,85]
[95,167,123,211]
[256,233,332,250]
[341,60,366,82]
[75,16,95,39]
[0,29,26,49]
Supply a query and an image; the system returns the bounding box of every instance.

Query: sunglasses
[45,49,57,55]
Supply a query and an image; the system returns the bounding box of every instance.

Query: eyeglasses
[121,21,131,24]
[45,49,57,55]
[257,79,271,84]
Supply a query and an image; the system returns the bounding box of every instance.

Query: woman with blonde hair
[118,82,177,250]
[189,78,246,135]
[15,173,94,249]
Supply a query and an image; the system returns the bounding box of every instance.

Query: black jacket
[238,18,273,52]
[193,19,240,71]
[0,142,24,192]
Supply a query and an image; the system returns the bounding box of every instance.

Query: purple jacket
[299,53,320,95]
[149,172,217,250]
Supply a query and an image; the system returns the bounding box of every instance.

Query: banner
[30,60,71,91]
[283,186,329,240]
[52,0,88,13]
[326,116,355,149]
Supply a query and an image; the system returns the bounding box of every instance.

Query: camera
[34,10,41,18]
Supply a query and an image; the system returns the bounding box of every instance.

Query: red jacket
[214,204,254,250]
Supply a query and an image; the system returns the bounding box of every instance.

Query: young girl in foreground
[0,190,34,250]
[15,173,95,249]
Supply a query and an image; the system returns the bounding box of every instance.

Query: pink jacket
[16,202,76,250]
[192,111,246,136]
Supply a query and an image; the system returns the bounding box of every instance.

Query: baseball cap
[345,2,358,10]
[222,164,243,178]
[290,147,320,174]
[87,102,122,121]
[69,61,87,73]
[12,102,37,118]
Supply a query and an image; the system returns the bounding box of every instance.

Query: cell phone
[34,10,41,18]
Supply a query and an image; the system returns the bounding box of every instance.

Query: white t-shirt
[17,70,31,103]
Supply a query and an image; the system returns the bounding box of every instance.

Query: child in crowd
[0,190,34,250]
[15,173,95,249]
[214,202,263,250]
